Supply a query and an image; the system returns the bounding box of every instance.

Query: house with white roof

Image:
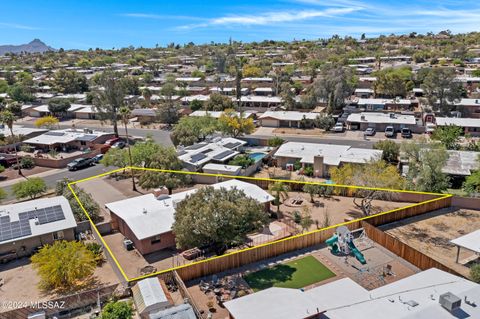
[274,142,382,177]
[455,98,480,118]
[355,98,415,112]
[259,111,319,128]
[27,104,86,118]
[177,137,247,171]
[23,128,115,152]
[224,268,480,319]
[0,196,77,259]
[346,112,419,132]
[442,150,480,176]
[189,110,254,119]
[105,179,274,254]
[435,117,480,136]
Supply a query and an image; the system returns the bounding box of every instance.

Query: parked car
[67,158,94,171]
[401,128,412,138]
[104,137,121,146]
[111,141,126,149]
[364,127,376,136]
[92,154,104,163]
[333,122,345,132]
[385,126,396,138]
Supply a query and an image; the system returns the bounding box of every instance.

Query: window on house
[80,141,87,146]
[53,230,64,240]
[151,235,161,244]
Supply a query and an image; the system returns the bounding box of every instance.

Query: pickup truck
[67,157,94,171]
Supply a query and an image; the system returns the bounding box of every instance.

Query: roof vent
[142,208,148,214]
[439,292,462,313]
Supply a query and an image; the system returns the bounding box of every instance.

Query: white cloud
[178,7,361,30]
[0,22,39,30]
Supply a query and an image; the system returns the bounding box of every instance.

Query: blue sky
[1,0,479,49]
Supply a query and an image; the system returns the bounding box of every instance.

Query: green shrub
[85,242,104,265]
[303,166,314,176]
[470,264,480,283]
[293,210,302,223]
[20,156,35,169]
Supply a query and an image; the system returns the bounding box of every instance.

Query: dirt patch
[384,208,480,277]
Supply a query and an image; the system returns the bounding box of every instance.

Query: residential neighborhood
[1,1,480,318]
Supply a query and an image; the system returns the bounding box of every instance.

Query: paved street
[1,164,116,202]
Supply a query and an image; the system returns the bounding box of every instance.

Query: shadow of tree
[244,264,296,291]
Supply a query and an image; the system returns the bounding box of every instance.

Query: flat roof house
[105,179,274,255]
[224,268,480,319]
[259,111,319,128]
[274,142,382,177]
[0,196,77,260]
[189,110,254,119]
[346,112,418,132]
[356,98,414,112]
[435,117,480,136]
[455,98,480,118]
[177,137,247,171]
[23,128,115,152]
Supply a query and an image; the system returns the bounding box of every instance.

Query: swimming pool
[248,152,267,162]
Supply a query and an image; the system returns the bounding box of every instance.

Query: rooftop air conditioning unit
[360,115,366,121]
[389,113,396,118]
[439,292,461,313]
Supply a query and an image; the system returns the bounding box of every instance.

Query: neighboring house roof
[32,104,85,113]
[442,150,480,176]
[24,128,112,146]
[105,179,274,240]
[74,105,98,114]
[202,163,242,175]
[132,108,157,117]
[177,137,247,168]
[0,196,77,245]
[346,112,417,125]
[0,125,48,137]
[274,142,382,166]
[225,268,480,319]
[436,117,480,128]
[236,96,282,103]
[357,98,412,106]
[149,303,196,319]
[259,111,318,121]
[189,110,253,119]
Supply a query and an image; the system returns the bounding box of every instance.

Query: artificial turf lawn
[244,255,336,291]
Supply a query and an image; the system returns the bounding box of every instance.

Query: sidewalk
[0,168,65,187]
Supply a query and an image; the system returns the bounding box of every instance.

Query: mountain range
[0,39,55,55]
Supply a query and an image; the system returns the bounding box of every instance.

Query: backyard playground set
[67,166,452,283]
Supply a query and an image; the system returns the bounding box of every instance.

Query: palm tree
[142,88,152,106]
[119,106,136,191]
[268,181,290,214]
[0,110,21,175]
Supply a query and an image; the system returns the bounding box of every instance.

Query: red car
[104,137,121,146]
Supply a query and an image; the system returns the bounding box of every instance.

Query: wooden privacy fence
[364,196,452,226]
[360,221,461,276]
[176,222,360,282]
[175,194,452,282]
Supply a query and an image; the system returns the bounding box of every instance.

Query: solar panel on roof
[0,205,64,242]
[223,142,242,149]
[45,131,65,136]
[185,143,207,150]
[76,134,97,142]
[213,150,235,161]
[190,153,207,163]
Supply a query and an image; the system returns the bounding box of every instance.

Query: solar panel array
[213,150,235,161]
[185,143,206,151]
[223,142,242,149]
[0,205,65,242]
[190,153,207,163]
[45,131,65,136]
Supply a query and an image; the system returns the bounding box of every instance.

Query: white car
[333,123,345,132]
[385,126,395,138]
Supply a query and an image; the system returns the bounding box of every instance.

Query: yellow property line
[68,167,451,283]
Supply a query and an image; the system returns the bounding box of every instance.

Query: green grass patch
[244,255,335,292]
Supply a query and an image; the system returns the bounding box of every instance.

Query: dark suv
[401,128,413,138]
[67,157,94,171]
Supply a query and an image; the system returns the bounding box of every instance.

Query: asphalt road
[2,164,116,201]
